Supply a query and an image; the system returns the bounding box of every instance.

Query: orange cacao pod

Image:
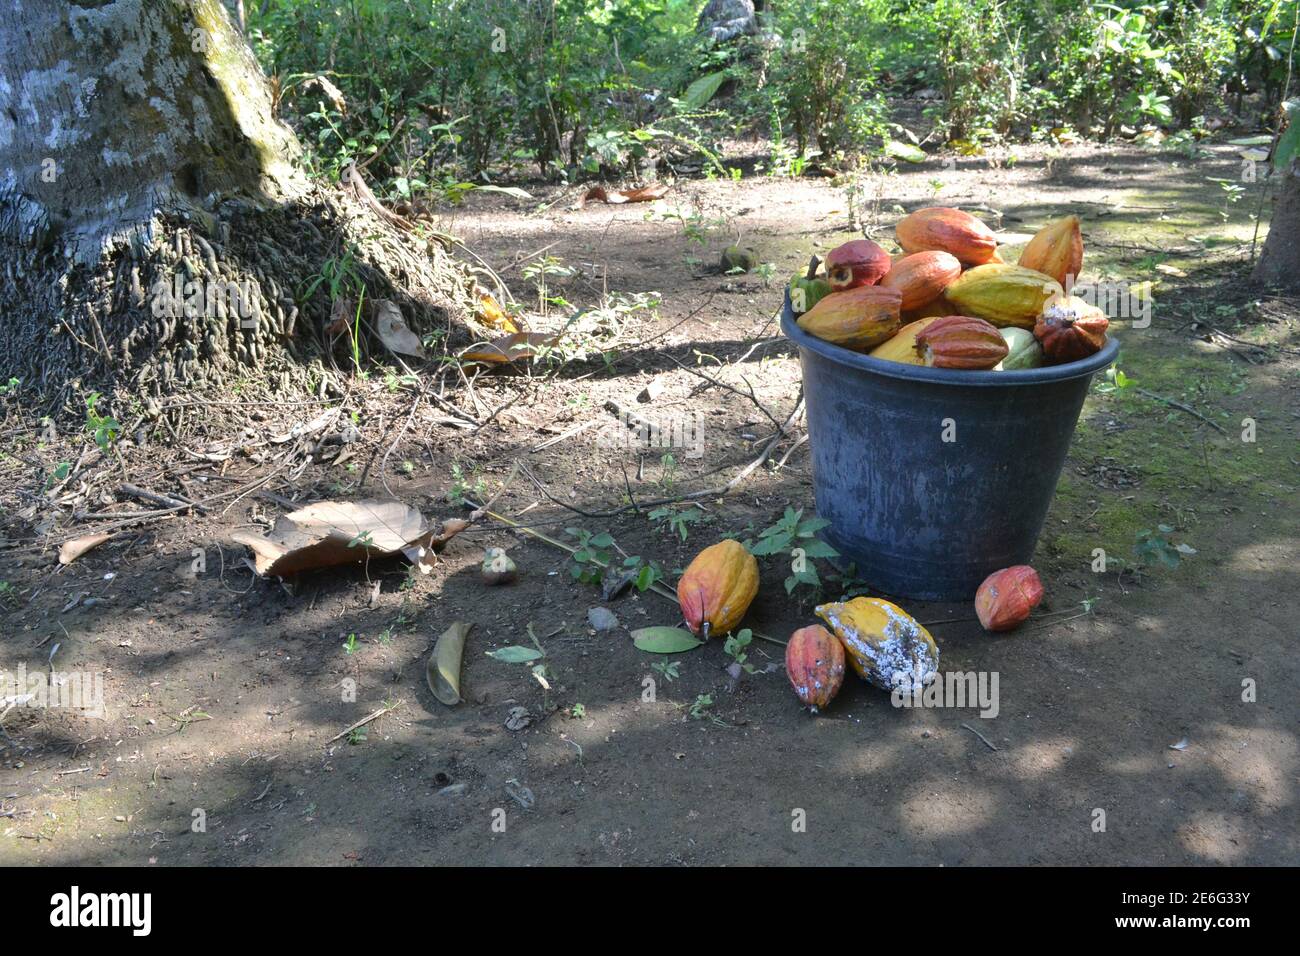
[896,207,1000,266]
[880,250,962,311]
[796,286,902,350]
[785,624,846,711]
[825,239,891,289]
[975,565,1044,632]
[1018,215,1083,289]
[913,315,1008,369]
[1033,295,1108,363]
[677,539,759,638]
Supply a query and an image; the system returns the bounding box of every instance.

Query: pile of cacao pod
[790,208,1109,370]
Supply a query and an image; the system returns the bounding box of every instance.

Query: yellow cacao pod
[795,286,902,350]
[1017,215,1083,289]
[677,540,758,638]
[815,596,939,692]
[945,263,1063,329]
[867,316,943,365]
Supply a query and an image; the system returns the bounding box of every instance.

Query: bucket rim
[781,296,1119,387]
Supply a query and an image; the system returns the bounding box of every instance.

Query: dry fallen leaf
[475,290,517,333]
[581,183,670,206]
[232,500,467,577]
[58,532,112,566]
[373,299,426,359]
[460,332,558,366]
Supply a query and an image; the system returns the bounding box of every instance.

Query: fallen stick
[961,723,999,752]
[326,700,401,745]
[120,483,208,514]
[1135,389,1227,435]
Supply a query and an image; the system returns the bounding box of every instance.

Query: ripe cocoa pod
[975,565,1044,632]
[677,539,759,638]
[867,316,943,365]
[896,207,1000,266]
[815,596,939,692]
[945,263,1063,329]
[796,286,902,350]
[914,315,1008,369]
[880,250,961,311]
[785,624,846,711]
[995,327,1044,370]
[1034,295,1108,363]
[825,239,891,290]
[1018,215,1083,289]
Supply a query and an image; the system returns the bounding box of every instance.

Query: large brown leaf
[581,184,670,206]
[233,500,467,577]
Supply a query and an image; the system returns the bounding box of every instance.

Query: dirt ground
[1,140,1297,865]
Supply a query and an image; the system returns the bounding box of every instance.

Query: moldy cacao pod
[815,597,939,693]
[975,565,1044,632]
[785,624,846,711]
[1033,295,1108,363]
[677,539,759,639]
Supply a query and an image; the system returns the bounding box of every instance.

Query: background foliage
[247,0,1298,196]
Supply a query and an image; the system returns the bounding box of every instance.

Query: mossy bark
[0,0,471,402]
[1254,159,1300,291]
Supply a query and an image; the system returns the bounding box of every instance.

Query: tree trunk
[1254,159,1300,289]
[0,0,473,402]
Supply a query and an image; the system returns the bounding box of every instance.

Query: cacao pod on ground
[785,624,846,711]
[677,539,759,638]
[975,565,1044,632]
[815,596,939,693]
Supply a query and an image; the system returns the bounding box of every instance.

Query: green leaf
[1274,100,1300,172]
[884,140,927,163]
[632,627,703,654]
[681,71,727,110]
[487,646,545,663]
[799,539,840,559]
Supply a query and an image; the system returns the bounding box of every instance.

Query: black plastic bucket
[781,298,1119,601]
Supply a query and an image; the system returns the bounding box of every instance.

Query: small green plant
[648,504,707,541]
[657,453,679,493]
[651,660,681,683]
[1134,525,1196,569]
[0,581,17,607]
[723,629,760,676]
[83,392,120,453]
[566,528,614,585]
[347,727,368,745]
[569,703,586,719]
[447,460,488,506]
[342,633,359,655]
[687,693,714,720]
[0,377,19,396]
[748,507,840,594]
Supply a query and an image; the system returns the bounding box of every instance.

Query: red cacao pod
[785,624,846,711]
[880,250,962,311]
[913,315,1008,369]
[1034,295,1108,363]
[975,565,1044,632]
[896,207,1000,266]
[825,239,891,290]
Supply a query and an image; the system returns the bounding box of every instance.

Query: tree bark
[0,0,472,401]
[1254,159,1300,289]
